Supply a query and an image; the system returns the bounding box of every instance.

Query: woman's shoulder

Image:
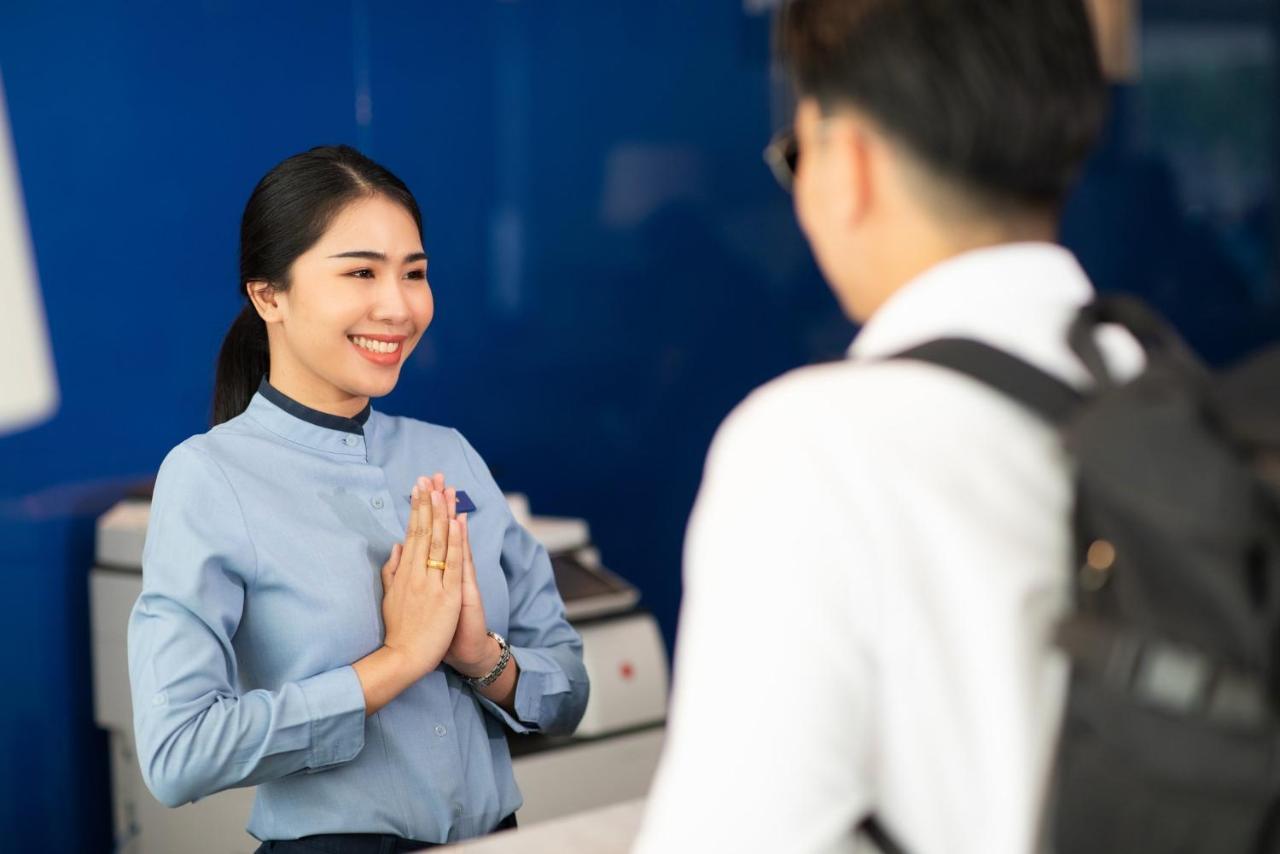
[369,409,454,439]
[369,411,490,471]
[150,435,235,507]
[154,413,265,483]
[368,410,479,458]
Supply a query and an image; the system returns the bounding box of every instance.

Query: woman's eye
[347,268,375,279]
[405,269,427,281]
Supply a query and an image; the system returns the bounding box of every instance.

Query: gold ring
[426,559,447,571]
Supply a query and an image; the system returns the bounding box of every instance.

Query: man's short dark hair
[777,0,1107,214]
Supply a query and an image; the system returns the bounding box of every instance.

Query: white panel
[0,70,57,434]
[510,729,665,826]
[90,570,144,731]
[576,614,669,738]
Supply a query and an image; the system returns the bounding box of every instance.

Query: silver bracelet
[466,631,511,688]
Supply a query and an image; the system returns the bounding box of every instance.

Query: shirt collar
[848,242,1095,373]
[246,378,374,457]
[254,377,371,433]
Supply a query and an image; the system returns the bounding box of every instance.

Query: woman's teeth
[350,336,400,354]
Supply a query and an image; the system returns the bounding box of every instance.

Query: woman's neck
[266,362,369,420]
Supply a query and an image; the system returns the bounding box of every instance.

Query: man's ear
[830,117,873,228]
[246,281,284,324]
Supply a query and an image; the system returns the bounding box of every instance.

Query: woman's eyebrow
[328,250,428,263]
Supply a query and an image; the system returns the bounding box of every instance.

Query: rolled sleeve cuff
[297,665,367,770]
[475,646,570,734]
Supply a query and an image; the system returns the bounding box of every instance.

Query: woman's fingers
[424,481,440,568]
[459,513,482,605]
[427,489,449,566]
[413,482,434,575]
[405,475,463,585]
[444,518,464,593]
[381,542,403,591]
[402,486,424,577]
[460,513,475,579]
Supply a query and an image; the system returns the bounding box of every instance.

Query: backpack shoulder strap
[859,814,910,854]
[890,338,1084,425]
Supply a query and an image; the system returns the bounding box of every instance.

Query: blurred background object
[1086,0,1140,81]
[0,1,1276,851]
[0,70,57,434]
[1065,0,1279,365]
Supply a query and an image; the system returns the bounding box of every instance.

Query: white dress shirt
[634,243,1141,854]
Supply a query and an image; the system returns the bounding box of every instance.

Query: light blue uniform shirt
[127,380,589,843]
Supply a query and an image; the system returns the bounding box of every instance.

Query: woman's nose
[369,275,412,323]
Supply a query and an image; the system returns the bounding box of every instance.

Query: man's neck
[858,215,1058,320]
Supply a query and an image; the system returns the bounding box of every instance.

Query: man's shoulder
[723,357,1018,445]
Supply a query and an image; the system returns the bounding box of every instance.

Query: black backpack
[865,295,1280,853]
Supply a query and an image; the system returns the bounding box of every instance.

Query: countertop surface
[441,798,646,853]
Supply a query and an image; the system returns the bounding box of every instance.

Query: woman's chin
[363,378,399,399]
[344,370,400,400]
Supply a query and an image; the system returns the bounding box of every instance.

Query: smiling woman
[247,193,432,411]
[128,146,588,852]
[213,147,433,423]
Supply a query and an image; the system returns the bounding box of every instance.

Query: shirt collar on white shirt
[848,242,1096,380]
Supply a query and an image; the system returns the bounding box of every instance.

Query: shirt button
[453,803,464,817]
[344,435,358,447]
[434,724,447,737]
[371,496,385,509]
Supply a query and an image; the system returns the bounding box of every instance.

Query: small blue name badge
[406,489,476,513]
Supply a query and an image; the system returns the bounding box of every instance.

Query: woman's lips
[349,334,404,366]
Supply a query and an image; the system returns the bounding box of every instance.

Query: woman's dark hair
[211,145,423,426]
[776,0,1107,214]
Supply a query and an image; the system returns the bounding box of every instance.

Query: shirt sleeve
[633,390,876,854]
[127,442,367,808]
[453,430,590,735]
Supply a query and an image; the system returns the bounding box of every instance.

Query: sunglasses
[763,126,799,193]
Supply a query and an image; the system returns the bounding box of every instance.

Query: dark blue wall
[0,3,842,851]
[0,2,1275,852]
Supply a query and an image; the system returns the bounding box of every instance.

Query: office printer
[90,492,667,854]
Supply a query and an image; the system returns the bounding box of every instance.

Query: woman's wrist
[353,645,428,716]
[450,635,504,680]
[472,647,519,711]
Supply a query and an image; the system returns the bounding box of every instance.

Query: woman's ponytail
[211,304,269,426]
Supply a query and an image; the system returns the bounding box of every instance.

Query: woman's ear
[246,281,284,324]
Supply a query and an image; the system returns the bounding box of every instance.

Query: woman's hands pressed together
[379,478,464,677]
[441,485,502,680]
[353,473,514,716]
[353,476,462,714]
